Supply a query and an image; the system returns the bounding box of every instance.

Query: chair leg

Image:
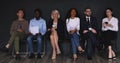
[12,47,16,58]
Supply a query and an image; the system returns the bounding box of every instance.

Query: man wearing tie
[81,8,99,60]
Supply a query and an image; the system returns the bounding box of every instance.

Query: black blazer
[47,19,65,40]
[80,16,99,33]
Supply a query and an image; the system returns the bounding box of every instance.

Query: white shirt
[66,17,80,34]
[86,16,90,22]
[52,22,57,28]
[102,17,118,32]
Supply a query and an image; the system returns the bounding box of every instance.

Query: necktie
[86,18,89,22]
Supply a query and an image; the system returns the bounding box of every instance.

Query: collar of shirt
[86,16,90,21]
[33,17,42,21]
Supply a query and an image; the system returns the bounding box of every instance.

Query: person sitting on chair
[47,9,65,60]
[66,8,84,61]
[27,9,47,59]
[102,8,118,62]
[5,9,29,60]
[81,8,99,60]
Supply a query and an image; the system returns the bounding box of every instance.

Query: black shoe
[108,58,112,62]
[15,54,21,60]
[29,53,35,59]
[113,57,117,60]
[87,56,92,60]
[37,53,41,59]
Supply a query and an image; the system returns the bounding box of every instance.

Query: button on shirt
[29,18,47,35]
[102,17,118,32]
[66,17,80,34]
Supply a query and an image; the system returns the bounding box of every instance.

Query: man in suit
[81,8,99,60]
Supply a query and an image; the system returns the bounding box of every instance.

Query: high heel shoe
[113,56,117,60]
[5,44,10,48]
[108,58,112,62]
[57,50,61,55]
[52,55,56,60]
[73,54,78,61]
[78,47,85,53]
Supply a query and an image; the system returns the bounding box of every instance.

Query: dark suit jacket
[47,19,65,40]
[80,16,99,39]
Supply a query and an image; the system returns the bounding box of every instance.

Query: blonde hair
[51,9,60,19]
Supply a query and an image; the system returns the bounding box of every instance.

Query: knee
[37,36,42,42]
[15,36,19,40]
[108,46,112,51]
[27,36,32,42]
[50,35,53,39]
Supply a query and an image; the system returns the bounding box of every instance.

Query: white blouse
[102,17,118,32]
[66,17,80,34]
[52,22,57,28]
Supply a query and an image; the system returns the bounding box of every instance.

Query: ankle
[52,54,56,60]
[6,44,10,48]
[78,46,83,51]
[73,54,77,61]
[57,50,61,54]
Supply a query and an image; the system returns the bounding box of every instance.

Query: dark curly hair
[66,8,79,19]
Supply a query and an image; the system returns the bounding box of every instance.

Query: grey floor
[0,40,120,63]
[0,51,120,63]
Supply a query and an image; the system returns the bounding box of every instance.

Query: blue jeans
[70,32,80,54]
[27,35,42,54]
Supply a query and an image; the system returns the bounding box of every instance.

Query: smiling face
[70,9,76,18]
[51,10,60,19]
[106,9,112,17]
[17,10,24,18]
[84,9,92,16]
[35,11,40,19]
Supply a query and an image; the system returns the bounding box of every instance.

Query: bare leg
[108,46,112,58]
[53,31,61,54]
[50,34,56,59]
[112,50,115,56]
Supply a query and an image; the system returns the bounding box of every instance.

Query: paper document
[30,26,39,35]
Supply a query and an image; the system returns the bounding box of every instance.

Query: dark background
[0,0,120,53]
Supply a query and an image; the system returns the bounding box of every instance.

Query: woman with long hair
[66,8,84,60]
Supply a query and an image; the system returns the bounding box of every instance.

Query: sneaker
[87,56,92,60]
[29,53,35,59]
[15,54,21,60]
[37,53,41,59]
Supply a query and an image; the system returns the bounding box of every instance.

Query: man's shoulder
[40,18,46,22]
[30,18,35,22]
[90,16,96,19]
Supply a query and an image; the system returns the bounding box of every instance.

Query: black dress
[102,30,117,46]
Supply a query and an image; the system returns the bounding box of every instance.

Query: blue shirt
[29,17,47,35]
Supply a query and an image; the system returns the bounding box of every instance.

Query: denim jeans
[70,32,80,54]
[27,35,42,54]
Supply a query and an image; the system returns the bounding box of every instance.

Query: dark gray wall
[0,0,120,52]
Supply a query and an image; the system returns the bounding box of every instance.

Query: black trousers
[84,32,97,59]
